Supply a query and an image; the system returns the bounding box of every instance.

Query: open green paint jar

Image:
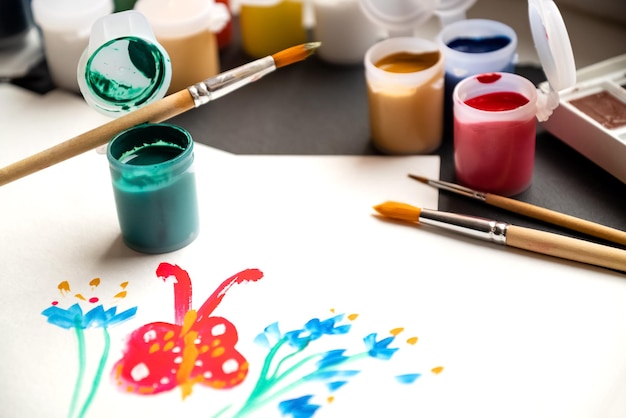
[107,123,199,254]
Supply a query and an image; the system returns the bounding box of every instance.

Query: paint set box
[541,54,626,184]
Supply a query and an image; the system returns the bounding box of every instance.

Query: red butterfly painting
[112,263,263,399]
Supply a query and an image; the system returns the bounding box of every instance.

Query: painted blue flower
[363,333,399,360]
[284,315,351,349]
[278,395,320,418]
[316,349,349,369]
[42,303,137,329]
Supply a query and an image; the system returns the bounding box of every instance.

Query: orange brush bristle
[373,201,422,223]
[271,42,321,69]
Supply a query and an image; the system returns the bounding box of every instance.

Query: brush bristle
[271,42,321,69]
[408,173,429,184]
[373,201,421,223]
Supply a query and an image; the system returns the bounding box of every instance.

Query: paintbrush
[409,174,626,247]
[0,42,321,187]
[373,201,626,273]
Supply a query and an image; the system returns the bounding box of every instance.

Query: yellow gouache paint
[240,0,306,58]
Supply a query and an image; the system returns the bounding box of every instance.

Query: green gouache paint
[107,124,199,254]
[85,36,168,109]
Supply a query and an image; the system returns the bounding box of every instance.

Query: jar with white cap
[31,0,113,92]
[311,0,385,65]
[239,0,307,59]
[361,0,475,154]
[453,0,576,196]
[134,0,230,94]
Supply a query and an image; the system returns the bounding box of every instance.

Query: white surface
[1,85,626,417]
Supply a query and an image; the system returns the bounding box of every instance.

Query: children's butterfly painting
[37,263,445,418]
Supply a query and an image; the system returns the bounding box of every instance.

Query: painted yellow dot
[89,278,101,287]
[406,336,418,345]
[149,343,160,354]
[200,345,210,353]
[390,327,404,336]
[164,331,175,341]
[211,346,225,358]
[347,313,359,321]
[431,366,444,374]
[330,308,335,313]
[211,339,221,347]
[163,341,175,351]
[327,396,335,404]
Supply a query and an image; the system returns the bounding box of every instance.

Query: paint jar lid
[77,10,172,117]
[358,0,476,34]
[528,0,576,121]
[134,0,230,37]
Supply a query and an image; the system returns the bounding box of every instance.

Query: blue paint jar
[107,123,199,254]
[437,19,518,118]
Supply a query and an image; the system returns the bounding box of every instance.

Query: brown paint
[570,90,626,130]
[374,51,440,73]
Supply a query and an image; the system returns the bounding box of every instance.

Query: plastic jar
[31,0,113,92]
[364,37,444,154]
[107,123,200,254]
[312,0,384,65]
[453,73,538,195]
[134,0,230,93]
[438,19,517,115]
[239,0,307,58]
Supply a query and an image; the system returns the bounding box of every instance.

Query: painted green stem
[78,327,111,418]
[69,323,87,418]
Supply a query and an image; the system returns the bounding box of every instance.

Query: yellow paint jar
[239,0,307,58]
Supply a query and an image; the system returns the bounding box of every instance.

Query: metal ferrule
[188,56,276,107]
[419,208,509,244]
[429,179,487,201]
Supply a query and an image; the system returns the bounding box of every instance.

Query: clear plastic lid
[528,0,576,121]
[77,11,172,117]
[359,0,475,33]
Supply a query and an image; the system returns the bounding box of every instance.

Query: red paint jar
[451,0,577,196]
[453,72,538,196]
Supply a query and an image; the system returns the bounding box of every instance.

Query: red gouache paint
[455,91,535,195]
[465,91,529,111]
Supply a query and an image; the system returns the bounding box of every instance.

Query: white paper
[1,84,626,418]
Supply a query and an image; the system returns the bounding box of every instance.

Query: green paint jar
[107,123,199,254]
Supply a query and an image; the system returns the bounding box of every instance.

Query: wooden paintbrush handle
[506,225,626,272]
[486,194,626,247]
[0,89,195,187]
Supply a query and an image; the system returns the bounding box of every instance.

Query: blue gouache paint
[447,35,511,53]
[107,124,199,254]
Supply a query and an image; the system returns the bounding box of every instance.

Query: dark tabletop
[10,20,626,250]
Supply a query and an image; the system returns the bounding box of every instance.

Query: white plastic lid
[77,11,172,117]
[359,0,475,33]
[134,0,230,37]
[528,0,576,121]
[31,0,113,32]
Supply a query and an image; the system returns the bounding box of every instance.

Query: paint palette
[541,54,626,184]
